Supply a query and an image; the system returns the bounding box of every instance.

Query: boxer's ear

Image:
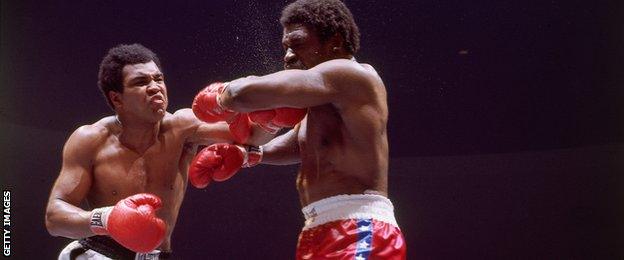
[109,91,123,109]
[328,33,344,53]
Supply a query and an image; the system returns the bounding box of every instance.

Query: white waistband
[301,194,398,230]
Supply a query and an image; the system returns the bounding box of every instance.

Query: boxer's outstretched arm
[45,126,101,239]
[176,108,275,146]
[260,124,301,165]
[221,59,370,112]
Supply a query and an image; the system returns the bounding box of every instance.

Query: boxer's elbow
[45,210,62,237]
[224,85,250,111]
[45,211,83,239]
[225,80,267,112]
[44,198,92,239]
[247,126,275,146]
[44,203,70,238]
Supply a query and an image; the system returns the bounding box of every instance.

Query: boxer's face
[114,60,168,122]
[282,24,333,70]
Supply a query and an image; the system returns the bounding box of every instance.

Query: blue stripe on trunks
[354,218,373,260]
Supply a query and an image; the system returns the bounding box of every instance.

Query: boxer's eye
[130,77,150,86]
[289,44,302,52]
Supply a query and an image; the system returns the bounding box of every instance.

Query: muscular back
[296,63,389,206]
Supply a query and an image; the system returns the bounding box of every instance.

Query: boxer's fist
[90,194,166,253]
[228,113,251,144]
[189,143,244,188]
[270,107,307,127]
[192,82,235,123]
[249,108,307,133]
[193,82,252,143]
[189,143,263,188]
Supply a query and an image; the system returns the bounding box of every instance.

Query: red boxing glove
[188,148,220,188]
[228,113,252,144]
[90,193,166,253]
[249,108,307,134]
[188,143,263,188]
[192,82,235,123]
[193,82,252,143]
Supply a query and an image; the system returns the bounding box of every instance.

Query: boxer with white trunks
[45,44,275,259]
[190,0,407,258]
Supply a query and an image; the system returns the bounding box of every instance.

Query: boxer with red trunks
[45,44,274,259]
[190,0,406,258]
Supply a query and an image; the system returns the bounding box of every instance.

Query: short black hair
[97,43,161,109]
[280,0,360,54]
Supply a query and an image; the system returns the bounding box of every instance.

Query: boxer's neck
[326,54,354,64]
[115,115,161,154]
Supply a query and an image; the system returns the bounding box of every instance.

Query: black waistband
[77,236,172,259]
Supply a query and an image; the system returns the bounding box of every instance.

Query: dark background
[1,0,623,259]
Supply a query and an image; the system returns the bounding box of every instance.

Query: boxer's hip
[301,193,399,230]
[297,194,406,260]
[58,235,171,260]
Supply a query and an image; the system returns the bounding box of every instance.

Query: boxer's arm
[260,124,301,165]
[45,126,99,239]
[221,59,370,112]
[176,108,275,146]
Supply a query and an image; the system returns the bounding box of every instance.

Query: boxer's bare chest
[299,105,342,160]
[297,105,365,200]
[296,102,389,205]
[87,131,187,208]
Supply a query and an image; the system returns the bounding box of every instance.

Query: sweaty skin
[296,73,388,206]
[71,114,195,250]
[45,61,272,251]
[220,23,389,207]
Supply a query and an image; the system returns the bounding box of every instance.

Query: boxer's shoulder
[163,109,200,135]
[317,58,376,74]
[311,59,383,109]
[168,109,197,128]
[64,118,112,155]
[77,118,110,134]
[314,59,380,88]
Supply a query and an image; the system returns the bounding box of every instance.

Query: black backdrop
[1,0,623,259]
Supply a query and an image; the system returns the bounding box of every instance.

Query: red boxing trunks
[296,194,406,260]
